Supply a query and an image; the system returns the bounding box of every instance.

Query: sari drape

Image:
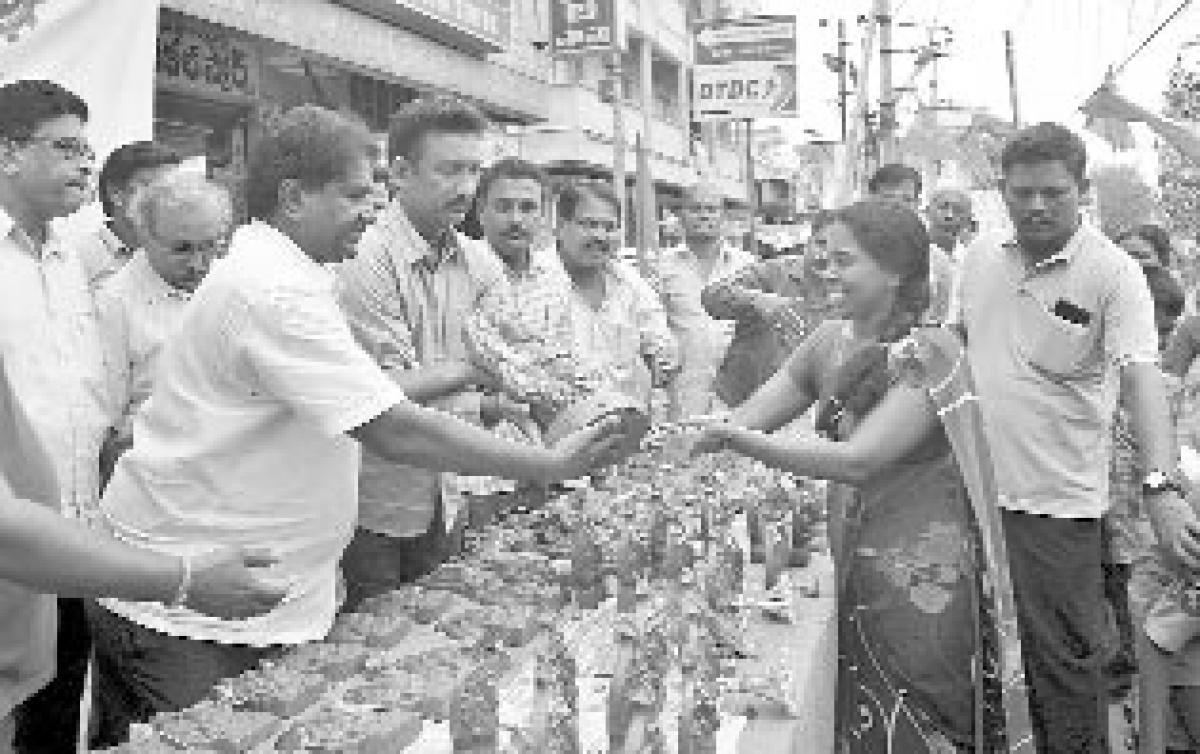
[835,327,1034,753]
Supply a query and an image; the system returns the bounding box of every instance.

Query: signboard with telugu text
[693,15,797,121]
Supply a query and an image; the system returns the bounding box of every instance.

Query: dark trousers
[12,597,90,754]
[339,501,448,613]
[86,604,281,749]
[1002,509,1108,753]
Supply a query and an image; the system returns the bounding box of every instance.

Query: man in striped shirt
[335,97,507,609]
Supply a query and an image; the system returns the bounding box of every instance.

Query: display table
[103,436,839,753]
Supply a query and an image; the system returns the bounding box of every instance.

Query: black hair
[387,96,489,164]
[246,105,376,221]
[867,163,922,196]
[1000,122,1088,184]
[814,199,931,439]
[0,79,88,141]
[1145,265,1185,320]
[556,180,620,222]
[475,157,548,205]
[98,141,183,220]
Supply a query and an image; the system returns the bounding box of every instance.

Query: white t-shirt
[100,221,407,646]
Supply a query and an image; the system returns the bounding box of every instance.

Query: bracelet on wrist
[171,555,193,609]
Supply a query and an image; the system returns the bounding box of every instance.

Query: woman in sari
[694,199,1033,752]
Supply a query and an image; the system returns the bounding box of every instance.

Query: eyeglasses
[571,217,619,234]
[161,238,229,260]
[18,136,95,161]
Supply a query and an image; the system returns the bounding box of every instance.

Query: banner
[692,15,797,121]
[550,0,617,55]
[0,0,161,162]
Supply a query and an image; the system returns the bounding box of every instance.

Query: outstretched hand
[548,413,630,481]
[1151,492,1200,573]
[185,546,290,620]
[691,419,734,457]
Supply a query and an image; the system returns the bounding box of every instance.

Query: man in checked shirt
[334,97,509,609]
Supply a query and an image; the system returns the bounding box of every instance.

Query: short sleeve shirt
[959,223,1159,518]
[100,221,407,646]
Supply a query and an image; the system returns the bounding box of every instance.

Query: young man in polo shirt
[958,122,1200,752]
[89,105,625,746]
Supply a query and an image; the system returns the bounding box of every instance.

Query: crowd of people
[0,73,1199,754]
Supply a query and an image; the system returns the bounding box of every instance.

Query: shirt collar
[382,201,460,272]
[242,220,333,284]
[0,204,55,259]
[126,250,191,302]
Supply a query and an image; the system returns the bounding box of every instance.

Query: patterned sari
[832,327,1034,753]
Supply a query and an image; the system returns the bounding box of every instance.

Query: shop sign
[157,19,259,97]
[692,15,797,121]
[401,0,510,49]
[332,0,510,52]
[550,0,616,55]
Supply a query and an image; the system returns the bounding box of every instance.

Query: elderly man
[959,122,1200,751]
[335,97,511,608]
[96,171,232,488]
[73,141,183,290]
[654,183,753,419]
[925,187,973,321]
[552,181,679,411]
[89,105,621,746]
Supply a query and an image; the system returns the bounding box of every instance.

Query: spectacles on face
[18,136,96,161]
[571,217,620,234]
[161,238,228,261]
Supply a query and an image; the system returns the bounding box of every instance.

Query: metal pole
[876,0,894,164]
[838,18,848,142]
[1004,30,1021,129]
[745,118,756,254]
[611,50,628,248]
[639,22,657,271]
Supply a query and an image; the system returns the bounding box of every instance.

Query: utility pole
[637,2,657,272]
[745,119,756,254]
[609,50,627,248]
[1004,29,1021,129]
[837,18,848,142]
[876,0,894,164]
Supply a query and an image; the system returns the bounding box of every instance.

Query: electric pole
[876,0,894,164]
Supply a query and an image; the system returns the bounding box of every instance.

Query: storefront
[155,0,545,219]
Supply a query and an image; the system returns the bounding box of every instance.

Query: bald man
[926,188,974,323]
[654,184,753,419]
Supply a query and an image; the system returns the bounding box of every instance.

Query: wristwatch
[1143,469,1187,497]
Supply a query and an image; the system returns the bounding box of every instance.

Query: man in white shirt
[96,171,231,489]
[552,181,680,410]
[654,182,753,419]
[925,187,973,323]
[0,78,117,754]
[89,105,623,747]
[959,122,1200,751]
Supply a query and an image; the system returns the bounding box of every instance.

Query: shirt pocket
[1013,293,1102,381]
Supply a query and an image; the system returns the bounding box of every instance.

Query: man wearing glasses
[0,79,124,753]
[96,171,232,489]
[552,181,679,411]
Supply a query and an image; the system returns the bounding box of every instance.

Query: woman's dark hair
[815,199,931,439]
[1117,223,1174,268]
[246,105,376,221]
[1145,265,1185,320]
